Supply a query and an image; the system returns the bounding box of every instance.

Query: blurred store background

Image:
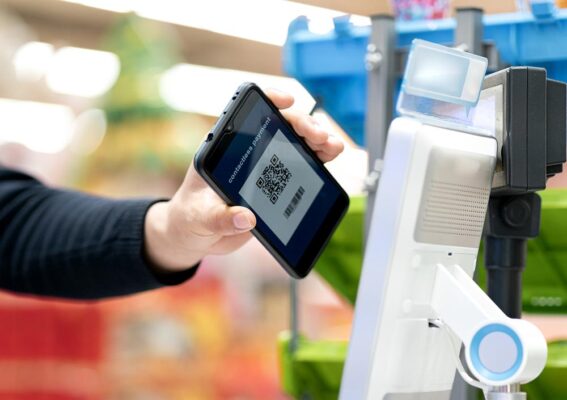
[0,0,566,399]
[0,1,367,399]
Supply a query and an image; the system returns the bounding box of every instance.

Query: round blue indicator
[469,323,524,382]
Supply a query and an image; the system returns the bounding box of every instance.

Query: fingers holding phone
[265,87,344,162]
[264,88,294,110]
[194,82,349,278]
[193,203,256,237]
[144,84,347,276]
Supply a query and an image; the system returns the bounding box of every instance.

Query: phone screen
[239,129,324,245]
[206,89,345,273]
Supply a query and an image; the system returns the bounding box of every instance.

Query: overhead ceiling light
[159,63,315,116]
[0,99,75,154]
[46,46,120,98]
[12,41,121,98]
[62,0,369,46]
[13,41,55,82]
[132,0,343,46]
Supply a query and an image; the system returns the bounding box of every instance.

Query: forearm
[0,169,197,299]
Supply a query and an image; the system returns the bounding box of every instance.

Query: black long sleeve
[0,167,198,299]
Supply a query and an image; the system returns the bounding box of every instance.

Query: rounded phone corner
[193,146,208,176]
[290,266,309,280]
[342,192,351,210]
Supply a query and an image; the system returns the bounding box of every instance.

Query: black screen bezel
[198,84,349,278]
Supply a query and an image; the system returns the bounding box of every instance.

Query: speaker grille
[421,181,489,237]
[415,148,493,248]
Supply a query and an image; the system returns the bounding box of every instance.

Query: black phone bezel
[193,82,349,278]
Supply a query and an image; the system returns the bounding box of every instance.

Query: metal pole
[455,8,484,54]
[482,194,542,398]
[290,278,299,352]
[364,15,396,239]
[485,237,526,318]
[483,193,542,318]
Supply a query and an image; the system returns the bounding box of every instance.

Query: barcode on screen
[284,186,305,218]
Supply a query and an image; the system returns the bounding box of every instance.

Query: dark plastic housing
[482,67,567,196]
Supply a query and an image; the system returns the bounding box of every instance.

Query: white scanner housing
[339,117,547,400]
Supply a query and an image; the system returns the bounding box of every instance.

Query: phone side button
[206,133,214,142]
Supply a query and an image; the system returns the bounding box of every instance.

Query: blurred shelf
[0,0,283,76]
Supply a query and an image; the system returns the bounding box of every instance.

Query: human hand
[144,89,345,273]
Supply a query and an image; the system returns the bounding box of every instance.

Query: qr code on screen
[256,154,292,204]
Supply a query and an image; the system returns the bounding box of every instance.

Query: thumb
[197,205,256,236]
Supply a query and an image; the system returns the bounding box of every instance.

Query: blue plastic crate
[284,9,567,145]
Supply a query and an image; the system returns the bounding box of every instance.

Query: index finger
[265,88,294,110]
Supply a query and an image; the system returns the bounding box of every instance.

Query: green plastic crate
[282,190,567,398]
[279,334,567,400]
[316,191,567,311]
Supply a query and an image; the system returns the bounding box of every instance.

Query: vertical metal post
[483,194,542,317]
[455,8,484,54]
[290,279,299,352]
[485,237,527,319]
[364,15,396,239]
[451,8,485,400]
[289,106,320,355]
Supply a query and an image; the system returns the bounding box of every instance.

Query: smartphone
[194,82,349,278]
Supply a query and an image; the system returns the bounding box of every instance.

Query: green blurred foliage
[102,13,180,124]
